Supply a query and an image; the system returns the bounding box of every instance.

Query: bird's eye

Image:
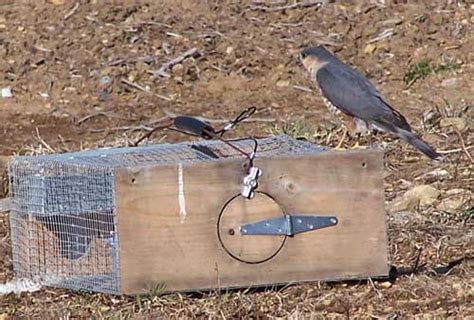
[300,52,307,60]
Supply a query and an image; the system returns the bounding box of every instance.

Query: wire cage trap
[8,135,339,294]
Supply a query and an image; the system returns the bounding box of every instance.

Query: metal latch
[241,166,262,199]
[240,215,338,236]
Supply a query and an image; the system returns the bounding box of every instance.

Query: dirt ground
[0,0,473,318]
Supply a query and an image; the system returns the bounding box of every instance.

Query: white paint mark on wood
[178,163,187,223]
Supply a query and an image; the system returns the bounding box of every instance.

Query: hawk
[299,45,441,160]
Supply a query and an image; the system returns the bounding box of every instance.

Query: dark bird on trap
[299,45,441,160]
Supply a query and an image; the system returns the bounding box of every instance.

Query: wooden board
[115,150,389,294]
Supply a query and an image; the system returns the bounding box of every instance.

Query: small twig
[367,28,395,43]
[126,21,172,29]
[367,277,382,298]
[152,48,200,78]
[76,112,114,125]
[105,56,156,67]
[249,1,323,12]
[437,146,474,154]
[163,110,275,124]
[411,247,423,274]
[33,45,52,53]
[120,78,172,101]
[270,22,303,28]
[165,32,182,38]
[452,127,473,163]
[35,128,55,153]
[88,125,155,134]
[133,118,174,146]
[64,2,80,20]
[439,100,473,162]
[293,85,314,93]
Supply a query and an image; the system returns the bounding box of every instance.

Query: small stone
[390,185,440,212]
[412,185,441,206]
[276,64,285,70]
[1,87,12,98]
[171,63,184,73]
[226,46,234,55]
[276,80,290,87]
[427,168,450,179]
[440,117,468,132]
[135,62,148,74]
[322,298,332,306]
[99,75,112,86]
[441,78,458,87]
[437,198,467,213]
[364,44,377,54]
[270,102,280,109]
[437,189,470,213]
[379,281,393,289]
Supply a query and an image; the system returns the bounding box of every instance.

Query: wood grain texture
[115,150,389,294]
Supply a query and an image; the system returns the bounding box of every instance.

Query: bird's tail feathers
[396,128,442,161]
[373,120,442,160]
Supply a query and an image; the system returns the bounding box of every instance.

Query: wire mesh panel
[8,135,327,294]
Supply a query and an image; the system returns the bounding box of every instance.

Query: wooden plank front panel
[115,150,388,294]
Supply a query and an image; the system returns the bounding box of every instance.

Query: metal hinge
[239,215,338,236]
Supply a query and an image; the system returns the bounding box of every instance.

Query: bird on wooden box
[299,45,441,160]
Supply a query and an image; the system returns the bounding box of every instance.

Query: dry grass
[1,105,472,319]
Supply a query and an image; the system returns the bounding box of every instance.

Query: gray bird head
[299,45,334,75]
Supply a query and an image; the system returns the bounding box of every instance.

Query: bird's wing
[316,64,411,132]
